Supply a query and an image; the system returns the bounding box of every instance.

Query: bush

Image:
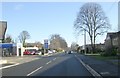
[103,46,118,56]
[100,52,108,56]
[101,51,117,56]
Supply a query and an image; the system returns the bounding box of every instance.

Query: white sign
[44,39,48,43]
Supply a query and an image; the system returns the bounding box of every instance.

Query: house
[104,31,120,53]
[0,21,7,43]
[80,43,105,53]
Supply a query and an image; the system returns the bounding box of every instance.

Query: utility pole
[84,30,86,55]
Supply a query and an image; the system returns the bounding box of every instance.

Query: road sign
[44,39,48,44]
[44,39,48,49]
[44,43,48,49]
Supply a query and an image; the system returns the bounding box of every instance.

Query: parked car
[24,49,37,55]
[48,50,53,54]
[35,51,42,55]
[29,49,37,55]
[24,50,31,55]
[30,51,36,55]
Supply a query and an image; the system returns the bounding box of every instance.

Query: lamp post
[84,30,86,55]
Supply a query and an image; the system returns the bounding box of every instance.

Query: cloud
[14,4,24,10]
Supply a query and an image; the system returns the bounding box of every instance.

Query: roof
[106,32,118,38]
[25,42,43,47]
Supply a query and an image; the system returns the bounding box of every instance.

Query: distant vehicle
[71,51,73,53]
[67,51,71,54]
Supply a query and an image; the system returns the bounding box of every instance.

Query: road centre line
[46,61,52,65]
[53,58,56,61]
[75,55,103,78]
[27,66,43,76]
[27,58,56,76]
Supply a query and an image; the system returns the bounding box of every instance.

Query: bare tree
[4,34,13,43]
[71,42,79,51]
[18,31,30,47]
[74,3,110,53]
[34,41,43,49]
[49,34,68,50]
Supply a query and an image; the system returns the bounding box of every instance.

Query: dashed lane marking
[46,61,52,65]
[53,58,56,61]
[27,66,43,76]
[100,72,110,75]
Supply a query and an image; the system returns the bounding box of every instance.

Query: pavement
[76,54,119,77]
[0,52,60,67]
[1,55,40,67]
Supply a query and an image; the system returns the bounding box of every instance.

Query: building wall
[84,44,105,53]
[0,21,7,43]
[105,32,120,53]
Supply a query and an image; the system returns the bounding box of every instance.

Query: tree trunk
[90,36,94,54]
[93,36,96,53]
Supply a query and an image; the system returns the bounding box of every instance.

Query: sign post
[44,39,49,54]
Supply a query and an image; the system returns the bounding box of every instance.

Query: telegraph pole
[84,30,86,55]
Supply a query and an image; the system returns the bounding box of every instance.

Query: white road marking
[100,72,110,75]
[75,55,77,57]
[1,58,40,70]
[75,55,103,78]
[19,58,23,59]
[53,58,56,61]
[46,61,52,65]
[0,63,20,70]
[27,66,43,76]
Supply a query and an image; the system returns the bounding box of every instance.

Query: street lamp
[81,30,86,55]
[84,30,86,55]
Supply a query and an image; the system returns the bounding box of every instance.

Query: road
[2,52,93,77]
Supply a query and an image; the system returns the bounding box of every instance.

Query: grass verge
[88,55,120,66]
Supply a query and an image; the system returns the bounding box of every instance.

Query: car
[24,50,31,55]
[53,50,56,53]
[71,51,73,53]
[27,49,37,55]
[67,51,71,54]
[30,51,36,55]
[35,51,42,55]
[48,50,53,54]
[24,49,37,55]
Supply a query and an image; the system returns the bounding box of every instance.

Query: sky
[1,0,118,47]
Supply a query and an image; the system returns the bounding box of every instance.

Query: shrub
[101,50,117,56]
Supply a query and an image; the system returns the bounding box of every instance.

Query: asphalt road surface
[2,52,93,77]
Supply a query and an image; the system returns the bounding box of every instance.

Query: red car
[24,50,31,55]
